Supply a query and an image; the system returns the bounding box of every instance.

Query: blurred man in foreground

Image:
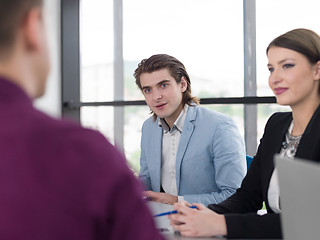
[0,1,163,239]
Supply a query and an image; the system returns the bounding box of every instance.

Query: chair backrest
[246,155,253,170]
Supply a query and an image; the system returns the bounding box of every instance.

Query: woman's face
[267,46,320,108]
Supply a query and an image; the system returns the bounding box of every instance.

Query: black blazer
[208,105,320,239]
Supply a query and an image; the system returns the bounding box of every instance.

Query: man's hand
[168,200,227,237]
[144,191,178,205]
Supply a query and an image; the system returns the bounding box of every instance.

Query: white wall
[34,0,61,117]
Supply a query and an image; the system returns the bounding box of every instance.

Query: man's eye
[144,89,151,93]
[161,83,167,88]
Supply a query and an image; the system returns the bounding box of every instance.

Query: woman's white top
[268,121,302,213]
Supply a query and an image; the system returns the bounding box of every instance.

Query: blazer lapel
[262,113,292,199]
[151,119,163,192]
[267,116,291,168]
[296,104,320,160]
[175,106,197,191]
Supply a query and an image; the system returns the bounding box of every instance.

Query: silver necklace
[282,121,302,158]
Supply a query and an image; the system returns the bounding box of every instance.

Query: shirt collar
[158,104,189,133]
[0,76,33,105]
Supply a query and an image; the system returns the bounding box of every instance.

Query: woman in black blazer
[168,28,320,239]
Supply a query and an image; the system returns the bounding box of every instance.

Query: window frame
[61,0,276,156]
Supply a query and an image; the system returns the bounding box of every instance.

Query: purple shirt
[0,77,164,240]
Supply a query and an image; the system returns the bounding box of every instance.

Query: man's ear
[21,7,43,52]
[180,76,188,93]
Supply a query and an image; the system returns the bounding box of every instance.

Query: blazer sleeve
[183,117,246,206]
[207,113,284,239]
[138,121,152,191]
[208,151,282,239]
[224,213,282,239]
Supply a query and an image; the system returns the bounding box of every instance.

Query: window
[62,0,320,172]
[256,0,320,97]
[79,0,115,142]
[122,0,244,169]
[123,0,244,100]
[255,0,318,144]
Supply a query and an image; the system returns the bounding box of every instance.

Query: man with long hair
[134,54,246,206]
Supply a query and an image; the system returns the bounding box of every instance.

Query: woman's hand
[168,200,227,237]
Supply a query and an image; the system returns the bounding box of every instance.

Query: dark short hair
[267,28,320,93]
[134,54,199,119]
[0,0,43,56]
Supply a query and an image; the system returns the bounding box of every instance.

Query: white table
[147,201,224,240]
[147,201,174,234]
[147,201,279,240]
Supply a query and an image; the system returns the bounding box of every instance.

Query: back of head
[0,0,43,59]
[266,28,320,64]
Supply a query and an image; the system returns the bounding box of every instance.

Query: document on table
[147,201,174,233]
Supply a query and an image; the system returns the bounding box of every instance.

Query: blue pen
[153,206,197,217]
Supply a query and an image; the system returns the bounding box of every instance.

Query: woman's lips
[274,87,288,95]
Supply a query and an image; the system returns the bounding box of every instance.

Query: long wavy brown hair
[134,54,199,120]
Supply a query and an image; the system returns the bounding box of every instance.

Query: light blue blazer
[139,105,246,206]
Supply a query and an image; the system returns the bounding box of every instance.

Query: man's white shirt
[159,104,188,201]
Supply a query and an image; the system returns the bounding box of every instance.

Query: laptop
[275,155,320,240]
